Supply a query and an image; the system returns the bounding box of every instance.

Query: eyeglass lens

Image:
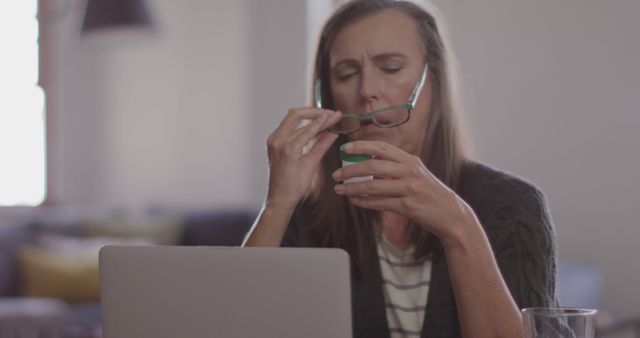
[329,106,410,133]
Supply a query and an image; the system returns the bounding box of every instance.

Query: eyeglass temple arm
[408,64,428,107]
[314,79,323,108]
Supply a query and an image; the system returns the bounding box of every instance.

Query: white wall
[52,0,258,209]
[51,0,325,210]
[101,0,254,209]
[246,0,333,205]
[431,0,640,317]
[246,0,312,207]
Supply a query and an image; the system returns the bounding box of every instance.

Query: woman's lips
[361,123,380,132]
[352,123,388,140]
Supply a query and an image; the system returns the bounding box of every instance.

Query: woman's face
[329,9,432,156]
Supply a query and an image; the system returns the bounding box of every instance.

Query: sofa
[0,207,256,338]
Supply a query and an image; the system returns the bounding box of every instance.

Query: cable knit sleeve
[479,175,558,309]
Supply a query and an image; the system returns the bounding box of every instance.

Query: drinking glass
[522,307,597,338]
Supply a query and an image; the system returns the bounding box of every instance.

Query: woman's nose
[358,69,381,104]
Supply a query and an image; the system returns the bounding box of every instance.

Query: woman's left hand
[332,140,474,241]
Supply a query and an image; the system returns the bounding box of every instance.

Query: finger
[341,140,413,163]
[284,113,325,142]
[281,114,330,155]
[348,195,405,213]
[270,109,329,142]
[286,110,331,143]
[304,131,339,163]
[286,126,306,141]
[278,108,336,134]
[332,159,406,182]
[292,111,342,149]
[334,179,405,198]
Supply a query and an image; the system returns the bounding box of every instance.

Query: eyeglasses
[314,63,428,134]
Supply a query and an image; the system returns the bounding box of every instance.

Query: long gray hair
[304,0,469,274]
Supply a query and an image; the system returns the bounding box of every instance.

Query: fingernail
[332,169,342,180]
[334,184,344,193]
[343,143,354,152]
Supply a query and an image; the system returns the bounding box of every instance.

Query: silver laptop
[99,246,352,338]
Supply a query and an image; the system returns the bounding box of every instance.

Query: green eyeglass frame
[314,63,429,134]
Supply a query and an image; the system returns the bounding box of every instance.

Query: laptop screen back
[99,246,352,338]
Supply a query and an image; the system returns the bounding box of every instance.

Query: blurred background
[1,0,638,337]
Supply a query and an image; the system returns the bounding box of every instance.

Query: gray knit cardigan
[281,162,557,338]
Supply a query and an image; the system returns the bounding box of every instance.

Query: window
[0,0,46,206]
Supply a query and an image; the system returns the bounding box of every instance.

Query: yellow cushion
[82,216,182,245]
[18,245,100,303]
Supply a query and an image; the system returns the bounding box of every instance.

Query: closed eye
[336,70,358,81]
[332,60,360,82]
[381,67,402,74]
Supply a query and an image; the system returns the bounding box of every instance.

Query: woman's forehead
[329,9,423,66]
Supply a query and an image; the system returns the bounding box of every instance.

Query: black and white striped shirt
[377,232,432,338]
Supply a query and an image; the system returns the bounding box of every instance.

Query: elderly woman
[243,1,557,337]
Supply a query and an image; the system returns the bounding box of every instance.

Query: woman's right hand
[265,108,342,211]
